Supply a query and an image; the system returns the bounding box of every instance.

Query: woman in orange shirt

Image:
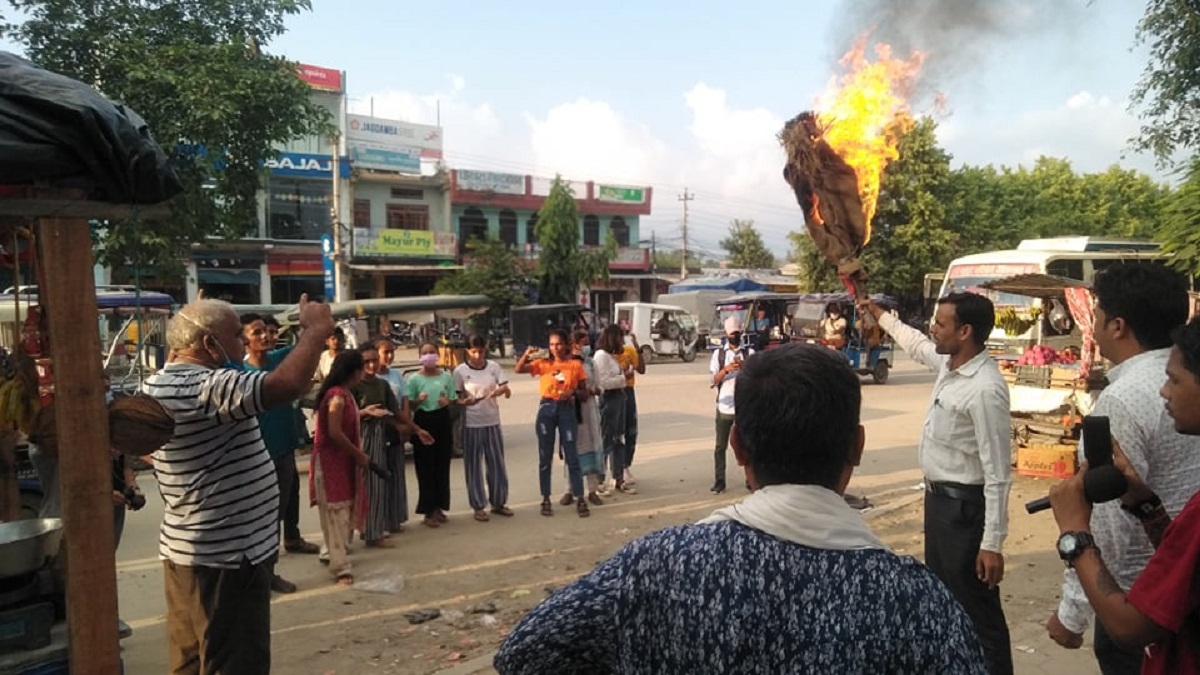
[516,328,590,518]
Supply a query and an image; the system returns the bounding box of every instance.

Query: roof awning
[197,269,261,286]
[977,273,1090,299]
[348,263,463,273]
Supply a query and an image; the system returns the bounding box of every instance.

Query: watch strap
[1121,495,1164,521]
[1058,531,1097,567]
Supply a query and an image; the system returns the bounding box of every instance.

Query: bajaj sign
[266,152,351,179]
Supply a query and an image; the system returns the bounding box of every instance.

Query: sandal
[540,500,553,517]
[492,506,515,517]
[587,492,604,506]
[559,492,574,506]
[435,510,449,524]
[473,509,490,522]
[284,539,320,554]
[577,499,590,518]
[336,573,354,586]
[422,517,440,528]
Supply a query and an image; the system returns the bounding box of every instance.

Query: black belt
[926,481,984,503]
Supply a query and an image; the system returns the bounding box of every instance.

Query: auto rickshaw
[789,293,898,384]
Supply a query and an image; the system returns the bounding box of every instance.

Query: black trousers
[413,407,453,515]
[1095,619,1144,675]
[164,558,271,675]
[272,453,302,543]
[924,490,1013,675]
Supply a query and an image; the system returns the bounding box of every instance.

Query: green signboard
[597,184,646,204]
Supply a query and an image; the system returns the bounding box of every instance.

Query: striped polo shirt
[143,363,280,568]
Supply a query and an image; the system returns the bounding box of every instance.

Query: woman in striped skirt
[375,340,412,532]
[453,334,513,521]
[353,344,432,545]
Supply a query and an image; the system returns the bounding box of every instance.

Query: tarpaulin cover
[668,277,766,294]
[0,51,182,204]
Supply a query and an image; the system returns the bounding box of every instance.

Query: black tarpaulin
[0,51,182,204]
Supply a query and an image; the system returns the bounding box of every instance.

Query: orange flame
[817,37,924,236]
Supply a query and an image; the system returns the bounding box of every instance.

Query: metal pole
[331,143,343,302]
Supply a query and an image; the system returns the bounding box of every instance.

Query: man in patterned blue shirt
[495,343,987,674]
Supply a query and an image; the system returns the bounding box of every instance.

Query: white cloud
[524,99,667,185]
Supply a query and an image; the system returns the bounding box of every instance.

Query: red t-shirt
[1127,491,1200,675]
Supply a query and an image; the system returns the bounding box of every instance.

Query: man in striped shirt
[145,295,333,675]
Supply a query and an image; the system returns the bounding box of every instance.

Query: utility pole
[650,230,657,275]
[678,189,694,280]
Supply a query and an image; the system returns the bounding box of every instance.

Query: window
[386,204,429,230]
[610,216,630,247]
[583,215,600,247]
[499,210,519,247]
[526,212,538,247]
[458,208,489,255]
[390,187,424,200]
[353,199,371,229]
[1046,258,1085,281]
[267,178,332,241]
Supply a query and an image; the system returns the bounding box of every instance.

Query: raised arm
[863,302,942,372]
[262,297,335,409]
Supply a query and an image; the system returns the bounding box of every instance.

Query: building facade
[450,170,656,317]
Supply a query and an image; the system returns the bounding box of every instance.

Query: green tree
[858,116,955,302]
[1158,157,1200,275]
[535,177,611,303]
[433,237,533,316]
[719,219,776,269]
[8,0,331,277]
[1130,0,1200,163]
[652,248,703,275]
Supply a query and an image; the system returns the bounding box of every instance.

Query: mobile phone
[1082,416,1113,467]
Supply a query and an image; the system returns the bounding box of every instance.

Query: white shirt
[593,349,628,391]
[879,313,1012,553]
[710,344,753,415]
[453,360,508,428]
[1057,348,1200,633]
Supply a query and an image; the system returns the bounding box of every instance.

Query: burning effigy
[781,39,923,299]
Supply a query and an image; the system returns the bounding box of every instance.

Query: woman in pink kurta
[310,350,369,584]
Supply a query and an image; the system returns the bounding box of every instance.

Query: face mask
[580,345,592,357]
[419,353,440,368]
[210,335,246,372]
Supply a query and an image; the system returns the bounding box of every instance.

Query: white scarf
[699,483,887,551]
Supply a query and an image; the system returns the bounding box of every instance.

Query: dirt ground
[255,474,1096,675]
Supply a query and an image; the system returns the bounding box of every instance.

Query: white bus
[935,237,1166,351]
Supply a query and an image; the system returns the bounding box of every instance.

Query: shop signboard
[455,169,525,195]
[346,114,443,173]
[596,184,646,204]
[353,229,457,259]
[296,63,342,93]
[321,234,336,299]
[266,152,351,179]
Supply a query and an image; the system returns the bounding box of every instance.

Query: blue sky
[3,1,1166,256]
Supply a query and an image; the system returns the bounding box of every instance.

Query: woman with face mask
[405,342,459,527]
[453,334,513,522]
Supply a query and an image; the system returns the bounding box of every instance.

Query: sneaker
[559,492,575,506]
[597,482,614,497]
[710,481,726,494]
[623,468,637,486]
[270,574,297,594]
[617,481,638,495]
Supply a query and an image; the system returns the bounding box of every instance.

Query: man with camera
[710,316,754,494]
[1045,263,1200,675]
[1049,316,1200,675]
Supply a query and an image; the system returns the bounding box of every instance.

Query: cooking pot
[0,518,63,578]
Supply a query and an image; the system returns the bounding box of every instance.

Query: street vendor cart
[978,273,1107,478]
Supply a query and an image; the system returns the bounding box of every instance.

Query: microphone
[1025,464,1128,514]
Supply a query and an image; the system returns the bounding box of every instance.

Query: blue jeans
[600,390,627,481]
[536,400,583,498]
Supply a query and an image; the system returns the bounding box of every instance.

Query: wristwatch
[1121,494,1164,521]
[1057,531,1097,567]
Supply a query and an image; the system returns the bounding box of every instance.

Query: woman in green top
[406,342,459,527]
[352,344,432,545]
